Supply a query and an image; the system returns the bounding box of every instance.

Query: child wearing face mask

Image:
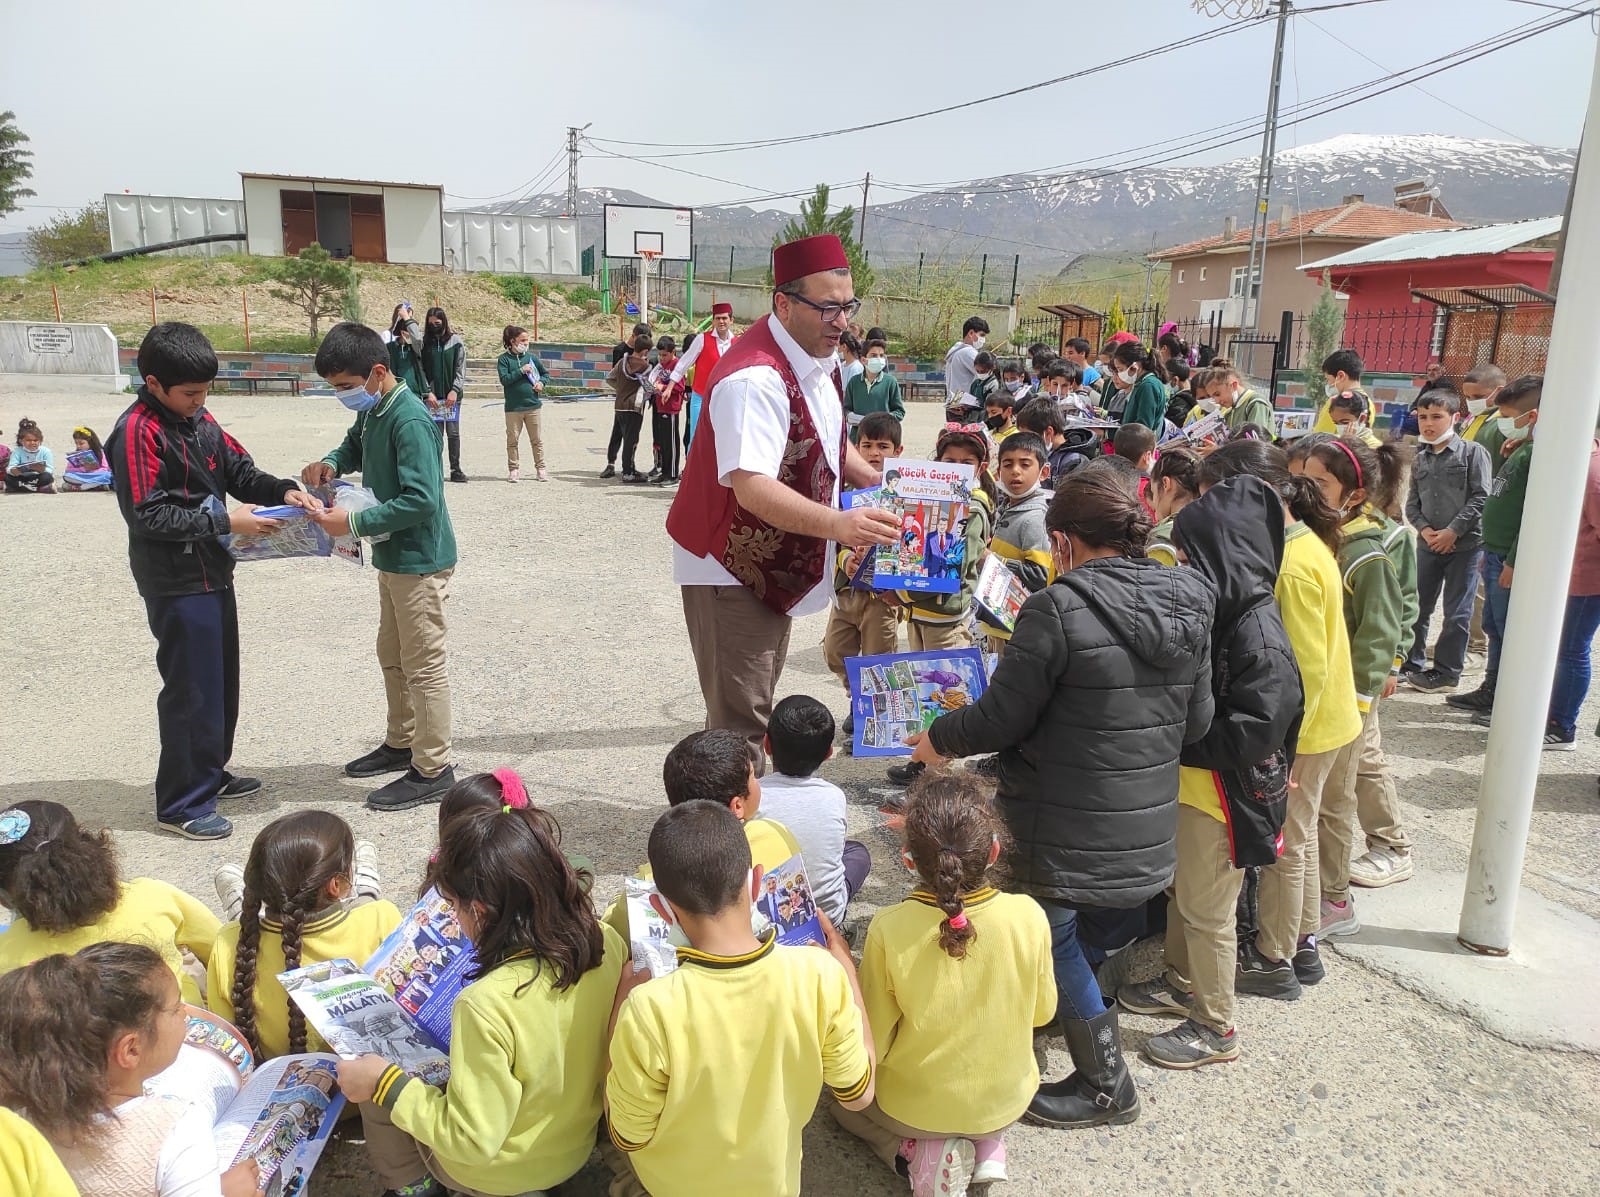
[957,351,999,420]
[843,338,905,440]
[999,361,1032,407]
[983,393,1020,455]
[1327,392,1382,448]
[498,324,549,483]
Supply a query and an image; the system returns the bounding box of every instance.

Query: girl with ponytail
[832,771,1053,1191]
[1111,340,1170,432]
[1197,438,1363,995]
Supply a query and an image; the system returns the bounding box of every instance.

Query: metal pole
[686,260,695,322]
[979,254,988,303]
[601,257,611,315]
[1241,0,1290,335]
[917,252,924,291]
[639,256,650,322]
[150,286,156,326]
[243,288,251,350]
[1458,31,1600,954]
[1010,255,1020,305]
[859,173,871,248]
[566,126,581,219]
[729,245,735,282]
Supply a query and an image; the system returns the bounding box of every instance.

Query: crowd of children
[2,419,113,494]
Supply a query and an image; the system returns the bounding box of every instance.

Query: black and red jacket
[106,387,298,598]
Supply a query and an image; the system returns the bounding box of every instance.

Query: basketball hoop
[1193,0,1270,16]
[639,250,661,269]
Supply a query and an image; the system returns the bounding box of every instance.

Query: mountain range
[475,134,1574,268]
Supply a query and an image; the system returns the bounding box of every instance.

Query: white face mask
[1117,367,1139,386]
[865,356,886,374]
[973,336,986,350]
[1197,398,1220,415]
[1496,414,1527,439]
[1465,396,1490,416]
[1325,382,1342,399]
[1418,428,1454,446]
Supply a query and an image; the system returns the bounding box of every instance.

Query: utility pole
[566,125,588,219]
[858,173,871,248]
[1240,0,1290,337]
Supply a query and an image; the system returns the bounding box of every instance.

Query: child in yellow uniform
[337,771,626,1197]
[0,1106,80,1197]
[837,773,1054,1190]
[606,800,874,1197]
[0,801,218,1004]
[204,810,418,1193]
[603,728,804,941]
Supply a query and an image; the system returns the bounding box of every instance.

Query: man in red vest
[669,301,737,450]
[667,235,900,772]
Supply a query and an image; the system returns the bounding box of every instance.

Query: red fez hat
[772,234,850,290]
[711,302,733,316]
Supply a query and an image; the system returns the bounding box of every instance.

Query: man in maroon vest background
[667,235,899,772]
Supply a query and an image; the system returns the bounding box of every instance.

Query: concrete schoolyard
[1,389,1597,1196]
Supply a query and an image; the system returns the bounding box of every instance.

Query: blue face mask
[336,373,380,412]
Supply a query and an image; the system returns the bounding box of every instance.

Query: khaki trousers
[822,590,900,688]
[421,1141,550,1197]
[829,1099,1007,1172]
[1164,804,1242,1036]
[1320,701,1408,901]
[505,408,545,471]
[1256,746,1343,962]
[376,568,454,776]
[682,584,792,774]
[907,619,973,651]
[354,1102,429,1191]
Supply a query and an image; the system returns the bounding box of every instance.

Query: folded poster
[845,648,989,758]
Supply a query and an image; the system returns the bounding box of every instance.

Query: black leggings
[5,470,53,492]
[440,419,462,473]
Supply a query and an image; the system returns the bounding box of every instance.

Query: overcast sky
[2,0,1594,233]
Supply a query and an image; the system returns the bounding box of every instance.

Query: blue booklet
[861,458,976,595]
[363,888,476,1050]
[841,487,881,591]
[845,648,989,757]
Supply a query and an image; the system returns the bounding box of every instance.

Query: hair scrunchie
[492,767,529,812]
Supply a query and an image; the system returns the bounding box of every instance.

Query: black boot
[1025,1006,1140,1129]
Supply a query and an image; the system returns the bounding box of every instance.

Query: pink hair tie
[1331,438,1364,488]
[947,912,969,930]
[492,767,529,811]
[943,421,986,435]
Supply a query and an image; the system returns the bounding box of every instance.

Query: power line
[445,146,567,204]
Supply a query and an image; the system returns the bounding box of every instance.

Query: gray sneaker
[214,863,246,922]
[353,840,382,900]
[1144,1018,1240,1070]
[1117,977,1192,1018]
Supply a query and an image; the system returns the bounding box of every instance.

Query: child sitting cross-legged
[338,778,626,1197]
[0,801,219,1005]
[603,729,804,940]
[606,800,875,1197]
[0,942,260,1197]
[758,695,872,927]
[835,771,1055,1195]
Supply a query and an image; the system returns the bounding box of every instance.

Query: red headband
[1331,438,1364,488]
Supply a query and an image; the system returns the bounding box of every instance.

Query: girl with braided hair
[833,771,1055,1193]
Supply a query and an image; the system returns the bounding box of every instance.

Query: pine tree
[266,244,354,341]
[1306,270,1345,410]
[772,184,874,298]
[0,111,35,218]
[1106,293,1127,336]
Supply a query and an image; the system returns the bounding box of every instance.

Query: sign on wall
[25,326,75,354]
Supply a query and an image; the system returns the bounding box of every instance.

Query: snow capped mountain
[469,135,1574,264]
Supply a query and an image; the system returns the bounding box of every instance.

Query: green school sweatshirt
[497,350,547,412]
[387,321,429,400]
[1482,440,1534,562]
[321,382,458,575]
[1120,373,1167,432]
[1338,514,1406,713]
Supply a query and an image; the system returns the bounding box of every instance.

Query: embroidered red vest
[667,315,846,616]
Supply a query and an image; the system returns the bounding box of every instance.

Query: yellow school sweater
[207,900,403,1058]
[1274,522,1361,756]
[0,1107,79,1197]
[602,816,802,942]
[374,924,627,1195]
[861,889,1055,1134]
[607,930,871,1197]
[0,878,219,1005]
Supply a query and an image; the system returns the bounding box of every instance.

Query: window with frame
[1229,264,1261,299]
[1198,267,1208,282]
[1177,269,1186,284]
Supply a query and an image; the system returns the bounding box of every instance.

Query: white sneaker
[536,468,549,482]
[353,840,382,901]
[214,863,246,923]
[508,468,520,483]
[1349,846,1413,889]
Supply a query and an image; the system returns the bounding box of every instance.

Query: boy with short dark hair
[984,392,1019,453]
[1112,423,1157,472]
[606,801,874,1197]
[1318,348,1368,434]
[1063,337,1101,387]
[758,696,871,926]
[108,322,318,840]
[604,333,655,482]
[1403,391,1491,694]
[990,433,1054,646]
[305,321,459,811]
[647,335,684,485]
[1449,374,1542,716]
[822,413,902,726]
[966,351,1000,411]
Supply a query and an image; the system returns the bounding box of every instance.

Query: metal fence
[643,245,1023,304]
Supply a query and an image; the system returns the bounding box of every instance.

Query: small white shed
[240,173,444,266]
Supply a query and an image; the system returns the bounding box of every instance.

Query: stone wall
[1,322,122,392]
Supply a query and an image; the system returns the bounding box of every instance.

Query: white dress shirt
[671,316,844,617]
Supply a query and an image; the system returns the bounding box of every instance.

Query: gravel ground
[2,389,1598,1197]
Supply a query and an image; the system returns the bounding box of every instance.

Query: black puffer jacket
[1173,477,1305,866]
[928,554,1216,907]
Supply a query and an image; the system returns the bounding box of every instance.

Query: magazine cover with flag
[846,648,989,757]
[864,457,976,594]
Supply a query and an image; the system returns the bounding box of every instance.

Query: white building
[240,173,445,266]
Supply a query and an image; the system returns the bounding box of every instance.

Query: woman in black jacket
[1117,475,1305,1071]
[908,469,1216,1130]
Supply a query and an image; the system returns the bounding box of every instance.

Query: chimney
[1223,215,1236,240]
[1342,193,1365,205]
[1279,203,1292,230]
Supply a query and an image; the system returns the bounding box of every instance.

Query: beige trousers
[907,619,973,651]
[1320,701,1409,901]
[829,1099,1006,1172]
[376,568,454,776]
[505,409,545,471]
[1469,577,1488,654]
[822,590,900,688]
[1256,746,1344,962]
[421,1141,550,1197]
[1164,804,1243,1035]
[354,1102,429,1191]
[682,584,792,775]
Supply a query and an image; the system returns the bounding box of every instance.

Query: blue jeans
[1407,545,1482,679]
[1550,594,1600,738]
[143,588,239,825]
[1481,551,1513,677]
[1037,899,1109,1021]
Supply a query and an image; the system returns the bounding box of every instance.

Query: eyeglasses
[783,292,862,323]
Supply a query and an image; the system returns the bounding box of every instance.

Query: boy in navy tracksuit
[107,323,318,840]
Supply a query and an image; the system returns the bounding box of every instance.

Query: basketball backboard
[603,203,693,261]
